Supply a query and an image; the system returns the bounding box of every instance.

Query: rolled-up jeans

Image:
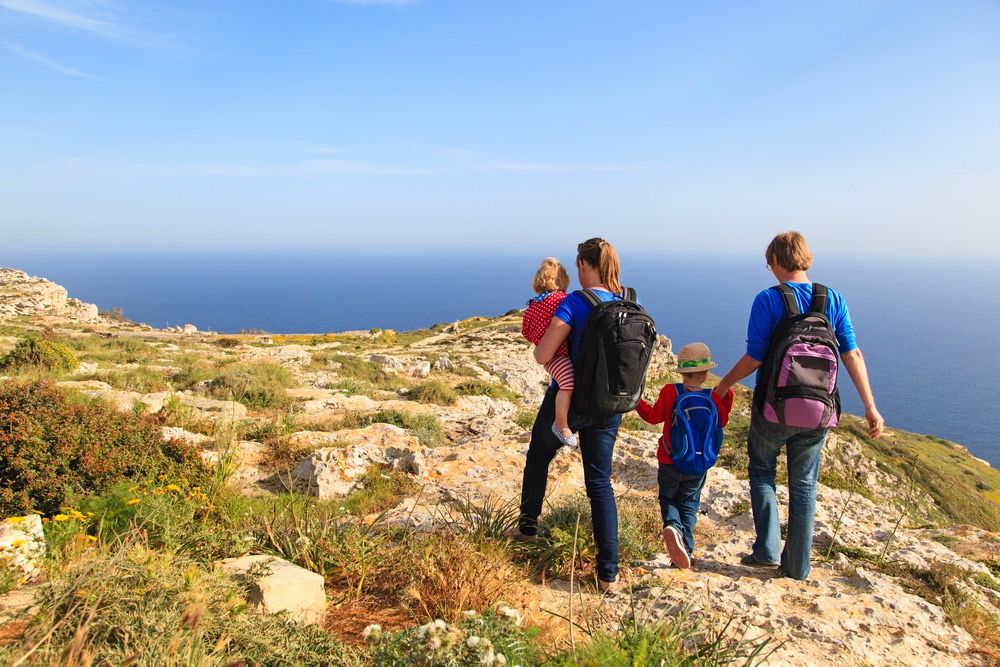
[747,415,827,580]
[519,386,623,583]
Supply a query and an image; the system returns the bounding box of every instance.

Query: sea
[4,251,998,466]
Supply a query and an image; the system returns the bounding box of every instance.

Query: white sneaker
[662,526,691,569]
[551,423,579,449]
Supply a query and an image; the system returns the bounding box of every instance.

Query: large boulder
[216,555,326,625]
[0,514,46,585]
[0,268,100,322]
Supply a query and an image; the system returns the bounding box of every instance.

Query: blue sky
[2,0,999,256]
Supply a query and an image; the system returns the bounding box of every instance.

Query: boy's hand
[865,406,885,440]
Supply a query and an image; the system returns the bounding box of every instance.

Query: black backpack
[753,283,842,429]
[569,288,657,417]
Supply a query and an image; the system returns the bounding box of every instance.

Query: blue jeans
[519,386,623,583]
[657,463,707,555]
[747,416,828,580]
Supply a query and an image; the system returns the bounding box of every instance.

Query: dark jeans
[657,463,707,555]
[519,386,623,583]
[747,416,828,580]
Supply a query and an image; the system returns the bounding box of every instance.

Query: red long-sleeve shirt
[636,384,734,465]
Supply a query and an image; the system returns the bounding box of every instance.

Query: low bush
[207,362,295,410]
[215,337,241,349]
[365,610,541,666]
[455,380,520,403]
[340,410,446,448]
[0,542,357,666]
[517,494,660,579]
[0,380,205,516]
[0,336,78,373]
[341,466,421,515]
[548,605,775,666]
[80,366,170,393]
[409,379,458,406]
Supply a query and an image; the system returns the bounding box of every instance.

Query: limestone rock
[162,426,212,448]
[0,515,46,584]
[369,354,404,371]
[433,354,454,371]
[409,360,432,378]
[290,424,425,498]
[178,395,249,420]
[0,268,100,322]
[217,555,326,625]
[181,323,198,334]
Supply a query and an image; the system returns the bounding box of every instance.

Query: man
[714,231,884,580]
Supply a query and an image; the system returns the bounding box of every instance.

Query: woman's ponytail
[576,238,622,295]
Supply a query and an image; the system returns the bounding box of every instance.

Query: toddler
[522,258,578,449]
[636,342,733,568]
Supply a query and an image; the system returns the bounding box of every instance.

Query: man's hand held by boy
[865,405,885,440]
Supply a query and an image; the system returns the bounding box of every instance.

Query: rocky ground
[2,268,1000,665]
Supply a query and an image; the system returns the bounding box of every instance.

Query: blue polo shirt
[554,289,626,363]
[746,282,857,362]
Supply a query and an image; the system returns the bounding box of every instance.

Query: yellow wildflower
[85,535,97,542]
[2,516,25,524]
[126,498,142,506]
[52,514,70,522]
[166,484,182,494]
[9,539,25,548]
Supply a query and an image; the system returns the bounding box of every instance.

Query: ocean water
[4,251,998,464]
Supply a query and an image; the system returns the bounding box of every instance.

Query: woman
[513,237,627,593]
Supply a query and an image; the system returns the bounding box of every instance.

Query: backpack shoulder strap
[576,289,602,308]
[809,283,829,314]
[623,287,637,302]
[674,383,685,396]
[773,283,801,316]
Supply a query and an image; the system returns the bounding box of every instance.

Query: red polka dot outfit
[522,291,574,391]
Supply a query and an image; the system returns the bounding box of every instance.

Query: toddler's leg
[544,356,577,448]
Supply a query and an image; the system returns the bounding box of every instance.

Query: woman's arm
[840,347,884,439]
[534,317,571,365]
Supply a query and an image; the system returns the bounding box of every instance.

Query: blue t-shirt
[553,289,626,363]
[746,282,857,362]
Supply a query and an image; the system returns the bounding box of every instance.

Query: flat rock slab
[216,555,326,626]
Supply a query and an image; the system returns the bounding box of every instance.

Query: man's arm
[713,354,761,398]
[534,317,571,365]
[840,347,884,439]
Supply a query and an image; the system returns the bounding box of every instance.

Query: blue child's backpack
[668,384,723,475]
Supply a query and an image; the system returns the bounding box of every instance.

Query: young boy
[636,342,734,569]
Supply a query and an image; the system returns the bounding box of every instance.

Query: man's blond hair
[766,231,813,272]
[532,257,570,293]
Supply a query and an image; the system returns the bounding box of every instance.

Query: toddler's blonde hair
[532,257,570,294]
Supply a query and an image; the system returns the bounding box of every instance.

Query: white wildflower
[499,606,522,625]
[361,624,381,639]
[496,654,507,666]
[467,635,481,648]
[429,636,442,650]
[463,609,478,618]
[434,618,447,630]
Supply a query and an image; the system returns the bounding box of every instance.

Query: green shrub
[340,410,446,448]
[365,609,542,666]
[514,410,536,431]
[0,380,205,516]
[410,379,458,406]
[517,495,660,579]
[334,354,394,385]
[215,337,241,348]
[0,336,78,372]
[171,353,220,390]
[0,542,356,666]
[207,362,295,410]
[341,466,421,515]
[80,366,170,393]
[548,606,774,666]
[455,380,520,403]
[619,413,660,433]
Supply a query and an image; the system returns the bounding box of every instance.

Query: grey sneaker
[662,526,691,569]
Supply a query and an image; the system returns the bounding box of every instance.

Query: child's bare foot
[551,423,579,449]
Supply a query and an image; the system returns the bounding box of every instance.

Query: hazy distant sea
[4,251,998,465]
